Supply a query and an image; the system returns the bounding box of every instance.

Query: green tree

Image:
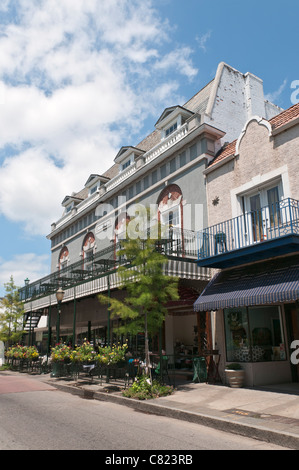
[98,232,179,376]
[0,276,25,346]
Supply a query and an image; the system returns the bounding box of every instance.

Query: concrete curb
[49,381,299,450]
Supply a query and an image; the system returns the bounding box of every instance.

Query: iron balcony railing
[20,226,199,302]
[197,198,299,261]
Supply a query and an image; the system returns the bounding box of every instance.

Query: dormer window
[90,185,98,195]
[61,195,83,215]
[84,174,110,197]
[114,146,145,173]
[121,159,132,171]
[155,105,194,140]
[165,122,177,137]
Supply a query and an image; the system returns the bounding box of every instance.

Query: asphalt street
[0,374,288,451]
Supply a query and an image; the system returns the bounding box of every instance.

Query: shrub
[50,343,72,362]
[96,343,128,366]
[122,376,173,400]
[5,345,39,361]
[70,341,95,363]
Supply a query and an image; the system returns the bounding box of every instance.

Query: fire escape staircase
[24,310,43,331]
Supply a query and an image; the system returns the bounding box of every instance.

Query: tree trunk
[144,311,151,379]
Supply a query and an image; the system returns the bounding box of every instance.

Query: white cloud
[0,0,198,237]
[196,30,212,53]
[0,253,50,293]
[153,47,198,80]
[265,79,287,103]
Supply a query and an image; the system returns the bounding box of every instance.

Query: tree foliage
[0,276,25,346]
[98,231,179,372]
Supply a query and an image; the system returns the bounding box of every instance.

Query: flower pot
[225,369,245,388]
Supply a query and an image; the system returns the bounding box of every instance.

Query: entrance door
[285,303,299,382]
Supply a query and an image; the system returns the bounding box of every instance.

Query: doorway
[244,184,281,243]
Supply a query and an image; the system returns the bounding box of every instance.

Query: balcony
[197,198,299,269]
[20,227,206,305]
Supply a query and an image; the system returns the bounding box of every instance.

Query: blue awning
[194,256,299,312]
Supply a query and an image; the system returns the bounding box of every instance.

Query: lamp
[24,278,30,300]
[56,288,65,303]
[56,288,65,342]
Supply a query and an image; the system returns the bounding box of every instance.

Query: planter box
[225,369,245,388]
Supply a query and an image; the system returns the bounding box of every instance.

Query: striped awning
[194,256,299,312]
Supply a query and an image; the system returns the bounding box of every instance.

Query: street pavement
[1,370,299,450]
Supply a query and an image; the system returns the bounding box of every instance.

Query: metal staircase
[24,310,43,331]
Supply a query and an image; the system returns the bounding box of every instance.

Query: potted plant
[50,343,72,377]
[225,363,245,388]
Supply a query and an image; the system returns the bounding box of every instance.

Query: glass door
[161,206,182,254]
[266,186,281,237]
[250,194,264,242]
[245,184,281,243]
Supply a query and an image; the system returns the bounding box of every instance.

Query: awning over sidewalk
[194,256,299,312]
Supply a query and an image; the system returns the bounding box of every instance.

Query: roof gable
[155,105,194,129]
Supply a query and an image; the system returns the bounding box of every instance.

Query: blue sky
[0,0,298,296]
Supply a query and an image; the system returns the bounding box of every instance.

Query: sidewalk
[2,370,299,449]
[41,373,299,450]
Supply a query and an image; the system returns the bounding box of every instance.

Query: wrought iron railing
[197,198,299,260]
[20,227,199,302]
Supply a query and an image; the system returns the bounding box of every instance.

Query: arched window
[114,212,130,260]
[114,212,130,243]
[157,184,184,254]
[82,232,95,271]
[157,184,183,228]
[58,246,69,271]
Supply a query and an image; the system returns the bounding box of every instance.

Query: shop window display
[224,306,286,362]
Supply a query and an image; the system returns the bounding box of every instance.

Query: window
[158,184,183,254]
[163,207,180,228]
[82,232,95,271]
[84,249,94,271]
[129,186,134,200]
[242,183,282,243]
[179,151,186,168]
[170,158,176,173]
[152,170,157,185]
[160,164,166,179]
[190,143,197,160]
[90,185,98,195]
[224,306,286,362]
[143,175,149,190]
[136,181,141,194]
[121,159,131,171]
[165,122,177,137]
[59,246,69,271]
